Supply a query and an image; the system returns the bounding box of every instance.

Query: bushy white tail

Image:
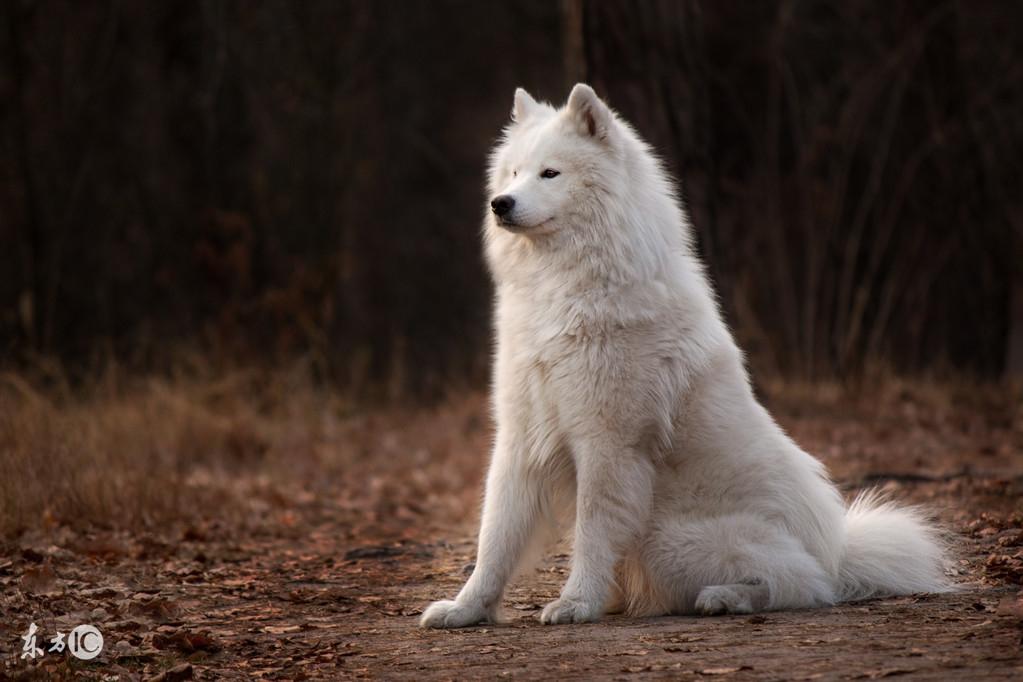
[838,490,951,601]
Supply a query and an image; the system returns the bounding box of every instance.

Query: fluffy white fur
[420,84,949,628]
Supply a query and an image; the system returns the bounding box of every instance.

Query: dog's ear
[512,88,541,123]
[566,83,614,142]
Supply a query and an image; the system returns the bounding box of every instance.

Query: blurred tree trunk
[1008,227,1023,378]
[6,1,42,350]
[578,0,722,307]
[561,0,586,87]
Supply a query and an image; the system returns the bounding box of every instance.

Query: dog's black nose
[491,195,515,217]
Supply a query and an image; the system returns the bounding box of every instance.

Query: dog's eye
[540,169,561,179]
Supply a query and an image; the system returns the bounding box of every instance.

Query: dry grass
[1,368,269,536]
[0,362,492,540]
[1,361,1018,542]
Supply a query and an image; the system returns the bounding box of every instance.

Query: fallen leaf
[146,662,194,682]
[996,592,1023,618]
[699,666,752,675]
[263,624,303,634]
[20,563,59,594]
[130,597,180,621]
[871,669,916,679]
[21,547,45,563]
[152,629,221,653]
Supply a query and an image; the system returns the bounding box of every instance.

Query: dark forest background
[1,0,1021,398]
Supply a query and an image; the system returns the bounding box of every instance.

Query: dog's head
[487,84,622,236]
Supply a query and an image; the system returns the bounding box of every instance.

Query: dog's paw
[419,600,490,629]
[695,585,754,615]
[539,597,602,625]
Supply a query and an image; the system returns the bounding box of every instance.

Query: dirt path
[2,384,1021,680]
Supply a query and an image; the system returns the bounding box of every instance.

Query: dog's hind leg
[694,582,769,614]
[642,513,836,615]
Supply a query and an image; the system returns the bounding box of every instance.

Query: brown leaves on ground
[986,552,1023,585]
[967,512,1023,586]
[0,376,1021,679]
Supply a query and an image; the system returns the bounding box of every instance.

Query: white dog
[421,84,948,628]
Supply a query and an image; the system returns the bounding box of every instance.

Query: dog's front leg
[420,433,540,628]
[540,443,653,624]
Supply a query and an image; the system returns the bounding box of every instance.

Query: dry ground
[1,375,1021,680]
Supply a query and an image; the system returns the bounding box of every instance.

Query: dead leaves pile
[970,512,1023,586]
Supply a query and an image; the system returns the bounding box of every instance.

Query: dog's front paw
[419,599,491,629]
[539,597,602,625]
